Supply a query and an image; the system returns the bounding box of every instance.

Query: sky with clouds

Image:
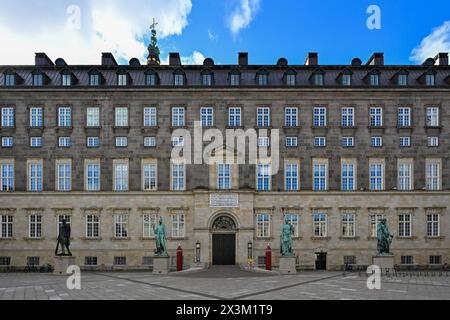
[0,0,449,66]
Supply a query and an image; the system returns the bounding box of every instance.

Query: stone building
[0,35,449,270]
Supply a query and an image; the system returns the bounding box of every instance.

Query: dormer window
[398,73,408,86]
[310,69,325,86]
[33,74,43,86]
[337,69,352,86]
[256,69,269,86]
[60,69,77,86]
[283,69,297,86]
[229,69,241,86]
[3,70,20,86]
[202,73,212,86]
[88,69,104,86]
[173,69,186,86]
[369,73,379,86]
[144,69,159,86]
[426,73,435,86]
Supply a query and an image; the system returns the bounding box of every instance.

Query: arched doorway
[211,215,237,265]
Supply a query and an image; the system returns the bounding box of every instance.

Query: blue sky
[0,0,449,65]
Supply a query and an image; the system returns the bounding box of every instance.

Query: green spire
[147,18,160,65]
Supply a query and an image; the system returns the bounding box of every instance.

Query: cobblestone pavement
[0,267,449,300]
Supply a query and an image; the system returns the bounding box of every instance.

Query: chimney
[35,53,54,66]
[434,52,449,66]
[169,53,181,66]
[366,53,384,66]
[238,52,248,66]
[305,52,318,66]
[101,53,118,66]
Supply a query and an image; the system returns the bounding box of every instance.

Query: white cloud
[410,21,450,63]
[0,0,192,65]
[160,50,205,65]
[228,0,260,35]
[208,29,217,41]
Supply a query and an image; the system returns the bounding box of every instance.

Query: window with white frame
[230,74,240,86]
[143,213,158,238]
[426,107,439,127]
[89,74,99,86]
[286,137,298,147]
[1,137,13,148]
[87,137,100,148]
[115,137,128,147]
[146,74,157,86]
[341,160,356,191]
[217,164,231,190]
[313,213,327,237]
[62,74,71,86]
[143,107,157,127]
[258,137,270,147]
[369,161,384,191]
[257,107,270,127]
[256,213,270,238]
[398,160,412,191]
[427,136,439,147]
[58,137,71,148]
[202,74,212,86]
[398,74,408,86]
[285,107,298,127]
[314,137,326,147]
[257,74,268,86]
[172,214,185,238]
[85,215,100,238]
[85,161,100,191]
[144,136,156,147]
[5,74,15,86]
[370,214,385,237]
[399,136,411,147]
[341,137,354,148]
[371,137,383,147]
[115,107,128,127]
[114,214,128,238]
[28,160,43,191]
[0,160,14,191]
[342,213,355,237]
[171,162,185,191]
[398,214,412,237]
[86,107,100,127]
[171,107,185,127]
[425,74,435,86]
[313,160,327,191]
[426,160,440,190]
[174,74,184,86]
[85,256,98,265]
[142,161,157,191]
[426,214,439,237]
[30,137,42,148]
[341,107,354,127]
[286,74,296,86]
[58,107,71,127]
[114,161,129,191]
[1,107,14,127]
[369,107,383,127]
[28,215,42,239]
[200,107,214,126]
[56,160,72,191]
[313,107,327,127]
[256,162,271,191]
[114,256,127,265]
[171,136,184,147]
[284,213,299,237]
[341,74,352,86]
[397,107,411,127]
[429,255,441,265]
[369,73,379,86]
[228,107,241,127]
[29,107,43,127]
[284,161,299,191]
[313,73,324,86]
[0,215,13,238]
[57,215,71,235]
[117,74,127,86]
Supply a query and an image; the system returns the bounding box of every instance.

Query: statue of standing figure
[377,218,393,255]
[280,216,295,256]
[154,217,168,257]
[55,219,72,256]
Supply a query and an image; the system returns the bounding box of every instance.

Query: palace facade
[0,46,449,270]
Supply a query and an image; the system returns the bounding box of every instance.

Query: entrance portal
[212,234,236,265]
[315,252,327,270]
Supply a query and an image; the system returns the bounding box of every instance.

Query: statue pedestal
[279,256,297,275]
[373,255,394,273]
[153,256,170,275]
[53,256,76,275]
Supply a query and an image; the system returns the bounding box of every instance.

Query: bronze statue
[377,218,393,255]
[280,216,295,256]
[55,219,72,256]
[154,217,168,256]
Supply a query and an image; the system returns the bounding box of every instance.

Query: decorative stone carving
[212,216,236,231]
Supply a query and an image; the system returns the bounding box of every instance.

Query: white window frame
[27,159,43,192]
[142,160,157,191]
[369,160,384,191]
[398,214,412,237]
[114,214,128,238]
[1,107,14,127]
[341,160,356,191]
[398,160,413,191]
[0,159,14,191]
[143,107,157,127]
[172,214,185,238]
[171,107,185,127]
[285,107,298,127]
[313,160,328,191]
[284,161,299,191]
[113,160,129,191]
[86,107,100,127]
[256,213,270,238]
[29,107,43,127]
[342,213,356,237]
[200,107,214,127]
[284,213,299,237]
[58,107,72,127]
[256,162,271,191]
[143,213,158,238]
[257,107,270,127]
[398,107,411,127]
[426,107,439,127]
[313,107,327,127]
[0,215,13,238]
[313,213,327,237]
[369,107,383,127]
[115,107,128,127]
[426,214,440,237]
[144,136,156,147]
[28,214,42,239]
[228,107,241,127]
[85,215,100,239]
[56,159,72,192]
[85,160,100,191]
[171,162,186,191]
[426,160,441,191]
[217,164,232,190]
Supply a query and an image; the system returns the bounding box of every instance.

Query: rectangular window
[28,160,43,192]
[398,214,412,237]
[257,107,270,127]
[427,137,439,147]
[313,107,327,127]
[28,215,42,239]
[114,215,128,238]
[115,137,128,148]
[142,161,157,191]
[171,136,184,147]
[56,160,72,191]
[174,74,184,86]
[114,161,129,191]
[89,74,99,86]
[0,160,14,191]
[426,107,439,127]
[258,137,270,147]
[398,161,412,191]
[172,214,185,238]
[30,137,42,148]
[146,74,156,86]
[313,213,327,237]
[85,256,98,265]
[230,74,240,86]
[87,137,100,148]
[86,107,100,127]
[429,256,441,265]
[369,74,379,86]
[29,107,43,127]
[85,161,100,191]
[142,214,157,238]
[426,160,440,191]
[425,74,435,86]
[58,107,71,127]
[5,74,15,86]
[171,162,185,191]
[217,164,231,190]
[115,107,128,127]
[58,137,71,148]
[286,74,296,86]
[144,136,156,147]
[117,74,127,86]
[341,74,352,86]
[228,107,241,127]
[202,74,212,86]
[341,107,354,127]
[400,256,413,265]
[258,74,268,86]
[397,107,411,127]
[143,107,157,127]
[1,107,14,127]
[369,107,383,127]
[256,214,270,238]
[427,214,440,237]
[313,74,324,86]
[284,162,299,191]
[314,137,326,147]
[369,161,384,191]
[256,162,271,191]
[0,257,11,266]
[114,256,127,265]
[62,74,71,86]
[285,107,298,127]
[0,215,13,238]
[344,256,356,265]
[1,137,13,148]
[284,214,299,237]
[313,160,327,191]
[370,214,385,237]
[200,107,214,127]
[342,213,355,237]
[371,137,383,147]
[172,107,185,127]
[400,137,411,147]
[86,215,100,239]
[341,137,354,148]
[341,160,356,191]
[285,137,298,147]
[398,74,408,86]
